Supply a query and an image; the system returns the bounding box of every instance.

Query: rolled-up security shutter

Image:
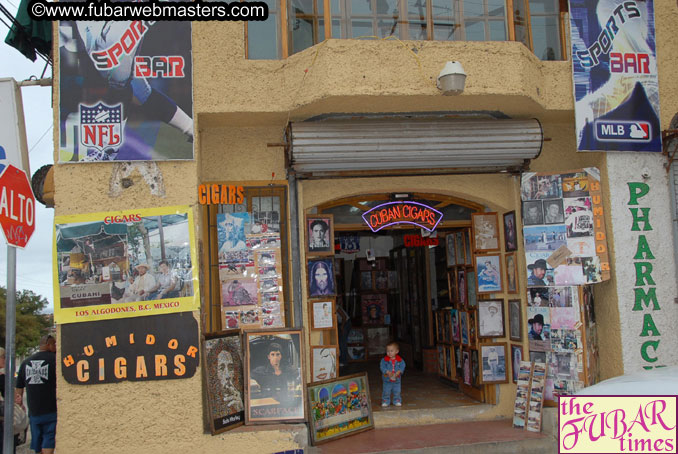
[289,118,543,177]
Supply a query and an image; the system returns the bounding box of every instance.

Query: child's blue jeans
[382,379,401,405]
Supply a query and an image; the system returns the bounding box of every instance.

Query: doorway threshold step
[309,419,556,454]
[373,403,493,428]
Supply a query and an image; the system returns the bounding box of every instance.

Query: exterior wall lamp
[437,61,467,95]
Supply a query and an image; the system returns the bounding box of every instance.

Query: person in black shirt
[15,335,57,454]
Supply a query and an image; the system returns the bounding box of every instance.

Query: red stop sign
[0,164,36,248]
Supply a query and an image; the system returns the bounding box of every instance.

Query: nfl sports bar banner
[53,206,199,324]
[58,15,194,162]
[569,0,661,153]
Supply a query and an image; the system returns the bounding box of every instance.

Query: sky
[0,0,56,312]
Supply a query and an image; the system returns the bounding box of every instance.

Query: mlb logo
[629,122,649,140]
[80,102,123,151]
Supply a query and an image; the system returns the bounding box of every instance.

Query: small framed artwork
[361,294,387,325]
[462,350,471,385]
[361,271,374,290]
[446,233,457,267]
[307,373,374,445]
[503,211,518,252]
[447,270,457,303]
[471,349,480,387]
[310,299,336,331]
[468,310,477,345]
[475,254,503,294]
[445,346,453,379]
[480,342,509,384]
[311,345,339,383]
[478,300,505,338]
[458,269,467,306]
[450,309,460,343]
[306,214,335,256]
[471,212,500,252]
[463,230,472,265]
[244,329,305,424]
[455,231,465,265]
[375,270,388,290]
[437,345,446,376]
[522,200,544,226]
[460,311,469,346]
[308,258,336,297]
[508,299,522,341]
[203,330,245,434]
[366,327,390,357]
[511,344,523,383]
[348,345,366,361]
[505,253,519,294]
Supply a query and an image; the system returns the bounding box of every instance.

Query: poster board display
[53,205,199,324]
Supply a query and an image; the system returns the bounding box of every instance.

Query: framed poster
[361,294,387,325]
[475,254,503,294]
[306,214,334,256]
[244,329,305,424]
[511,344,523,384]
[478,300,505,338]
[480,342,508,384]
[310,299,336,330]
[503,211,518,252]
[471,212,500,252]
[508,299,522,341]
[307,373,374,445]
[203,330,245,434]
[308,258,336,297]
[505,253,519,294]
[446,233,457,267]
[311,345,339,383]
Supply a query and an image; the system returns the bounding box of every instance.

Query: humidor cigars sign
[362,201,443,232]
[61,313,199,384]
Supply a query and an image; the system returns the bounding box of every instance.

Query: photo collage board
[218,212,285,330]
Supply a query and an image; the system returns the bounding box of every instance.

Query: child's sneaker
[394,402,402,407]
[381,402,389,407]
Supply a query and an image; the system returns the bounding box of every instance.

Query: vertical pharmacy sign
[569,0,661,152]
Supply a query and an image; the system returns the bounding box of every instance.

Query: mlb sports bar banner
[58,16,193,162]
[53,205,199,324]
[569,0,661,152]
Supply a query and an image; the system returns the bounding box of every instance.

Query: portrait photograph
[308,259,336,297]
[203,330,245,434]
[542,199,565,224]
[535,175,563,199]
[503,211,518,252]
[471,212,500,252]
[480,342,508,384]
[511,344,523,383]
[478,300,505,338]
[446,233,457,267]
[505,253,519,294]
[306,214,334,256]
[508,299,522,341]
[311,346,339,383]
[244,330,305,424]
[361,294,387,325]
[475,254,503,294]
[311,299,335,330]
[522,200,544,226]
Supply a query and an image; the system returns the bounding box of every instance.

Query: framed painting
[475,254,503,294]
[244,329,305,424]
[307,373,374,445]
[480,342,509,384]
[460,311,469,346]
[361,293,387,325]
[361,271,374,290]
[445,233,456,267]
[308,258,336,297]
[203,330,245,434]
[310,298,336,331]
[311,345,339,383]
[306,214,335,256]
[503,211,518,252]
[508,299,522,341]
[505,253,519,294]
[511,344,523,383]
[478,300,505,338]
[471,212,500,252]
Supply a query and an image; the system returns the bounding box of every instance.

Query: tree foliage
[0,287,53,357]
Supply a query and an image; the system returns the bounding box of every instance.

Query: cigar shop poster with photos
[53,205,199,324]
[217,211,285,330]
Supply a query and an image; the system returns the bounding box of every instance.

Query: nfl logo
[80,102,123,152]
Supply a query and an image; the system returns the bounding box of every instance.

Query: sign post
[0,164,36,453]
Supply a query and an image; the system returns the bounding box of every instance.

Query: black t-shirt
[16,350,57,417]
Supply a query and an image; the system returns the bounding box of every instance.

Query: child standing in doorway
[380,341,406,407]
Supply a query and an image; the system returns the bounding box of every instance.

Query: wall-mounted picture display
[361,271,374,290]
[306,214,335,256]
[447,270,457,303]
[308,259,336,297]
[471,212,500,252]
[524,225,567,253]
[480,343,508,384]
[471,349,480,387]
[310,299,336,330]
[437,345,446,376]
[455,231,465,265]
[436,312,444,343]
[203,330,245,434]
[543,199,565,224]
[347,328,364,345]
[508,299,522,341]
[478,300,505,338]
[511,344,523,383]
[463,230,472,265]
[361,294,387,325]
[462,350,471,386]
[460,311,469,346]
[307,373,374,445]
[446,233,457,267]
[451,309,460,343]
[475,254,503,294]
[468,310,477,345]
[311,346,339,383]
[348,346,366,361]
[503,211,518,252]
[467,271,477,307]
[375,270,388,290]
[366,327,390,357]
[504,253,519,294]
[522,200,544,226]
[244,329,305,424]
[458,269,467,306]
[445,346,453,378]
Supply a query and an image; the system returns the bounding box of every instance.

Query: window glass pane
[487,0,503,16]
[529,0,557,14]
[318,0,324,14]
[408,0,426,16]
[464,19,484,40]
[351,0,372,15]
[408,21,427,39]
[291,17,315,54]
[248,16,281,59]
[332,19,343,37]
[351,20,374,37]
[433,22,456,40]
[377,18,399,37]
[381,0,400,14]
[463,0,483,17]
[432,0,455,17]
[513,0,529,47]
[319,19,326,39]
[291,0,314,15]
[488,19,505,40]
[331,0,341,14]
[531,15,560,60]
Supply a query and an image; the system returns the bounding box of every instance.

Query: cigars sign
[61,313,199,384]
[362,201,443,232]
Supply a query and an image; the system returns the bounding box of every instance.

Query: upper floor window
[247,0,565,60]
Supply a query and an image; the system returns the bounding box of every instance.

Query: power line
[28,125,53,154]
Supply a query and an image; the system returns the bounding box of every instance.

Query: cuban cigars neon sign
[362,201,443,232]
